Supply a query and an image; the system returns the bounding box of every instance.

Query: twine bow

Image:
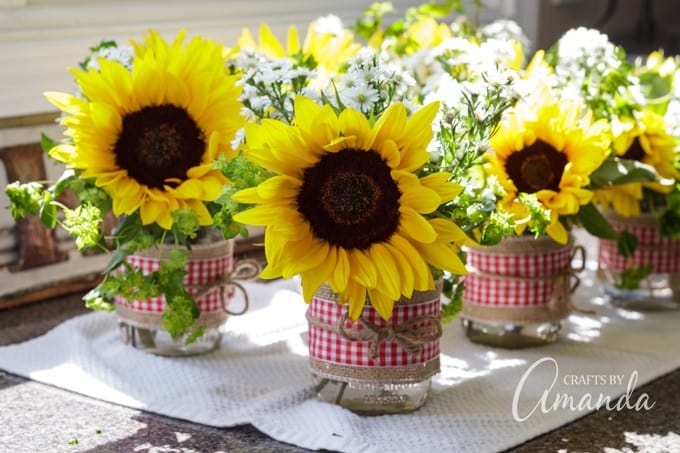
[190,258,261,316]
[334,312,442,360]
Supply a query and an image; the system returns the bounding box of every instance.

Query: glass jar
[598,212,680,311]
[460,235,583,348]
[115,239,255,356]
[306,283,442,414]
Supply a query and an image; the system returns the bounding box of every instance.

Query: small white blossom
[313,14,345,36]
[340,84,380,112]
[481,19,531,54]
[231,127,246,151]
[87,44,134,71]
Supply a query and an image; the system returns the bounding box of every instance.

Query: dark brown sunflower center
[622,137,645,161]
[505,139,567,193]
[296,149,401,250]
[114,104,205,189]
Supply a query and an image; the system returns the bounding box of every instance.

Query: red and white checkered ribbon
[307,293,441,367]
[462,245,572,307]
[598,219,680,274]
[113,253,234,314]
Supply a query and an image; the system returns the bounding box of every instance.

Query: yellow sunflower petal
[419,172,463,203]
[389,234,431,290]
[328,246,350,293]
[395,171,441,214]
[400,101,439,163]
[233,205,280,226]
[257,175,302,200]
[230,187,263,204]
[546,214,569,244]
[344,280,368,321]
[139,198,165,226]
[383,242,415,298]
[346,249,378,287]
[338,107,375,151]
[301,246,338,302]
[258,23,286,59]
[415,242,467,276]
[398,206,437,243]
[47,143,76,163]
[367,288,396,321]
[368,243,401,300]
[429,218,472,244]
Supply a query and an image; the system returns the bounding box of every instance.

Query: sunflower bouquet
[226,5,524,322]
[5,30,264,340]
[540,27,680,291]
[588,50,680,229]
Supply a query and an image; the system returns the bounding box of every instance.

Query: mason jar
[460,235,583,348]
[307,283,442,414]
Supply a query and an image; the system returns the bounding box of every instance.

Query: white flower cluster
[553,27,624,84]
[229,50,317,122]
[319,47,418,116]
[480,19,531,54]
[86,44,134,71]
[313,14,346,36]
[425,67,520,166]
[381,18,527,103]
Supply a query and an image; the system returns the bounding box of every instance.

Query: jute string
[117,258,261,330]
[462,244,592,324]
[306,311,442,360]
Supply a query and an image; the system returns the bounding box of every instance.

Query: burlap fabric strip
[306,283,442,384]
[461,235,586,324]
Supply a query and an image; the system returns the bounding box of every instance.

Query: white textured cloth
[0,269,678,453]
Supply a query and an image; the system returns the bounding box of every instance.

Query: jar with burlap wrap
[598,211,680,310]
[460,235,585,348]
[114,239,259,356]
[306,282,443,414]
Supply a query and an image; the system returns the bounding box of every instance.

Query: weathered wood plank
[0,143,67,270]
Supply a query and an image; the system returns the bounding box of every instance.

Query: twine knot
[190,258,260,316]
[335,312,442,360]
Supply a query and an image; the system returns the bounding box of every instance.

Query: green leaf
[39,200,58,229]
[441,280,463,326]
[616,230,639,258]
[83,287,115,312]
[185,326,206,344]
[417,3,455,18]
[40,133,60,153]
[576,203,619,240]
[102,248,130,274]
[618,265,653,290]
[52,169,76,196]
[589,157,658,189]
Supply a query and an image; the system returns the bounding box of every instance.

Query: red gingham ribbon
[307,293,441,367]
[462,245,572,307]
[598,220,680,273]
[113,253,234,313]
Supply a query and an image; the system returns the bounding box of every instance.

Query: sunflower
[44,30,244,230]
[400,16,452,53]
[486,87,611,244]
[593,111,680,217]
[238,21,360,73]
[233,96,468,320]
